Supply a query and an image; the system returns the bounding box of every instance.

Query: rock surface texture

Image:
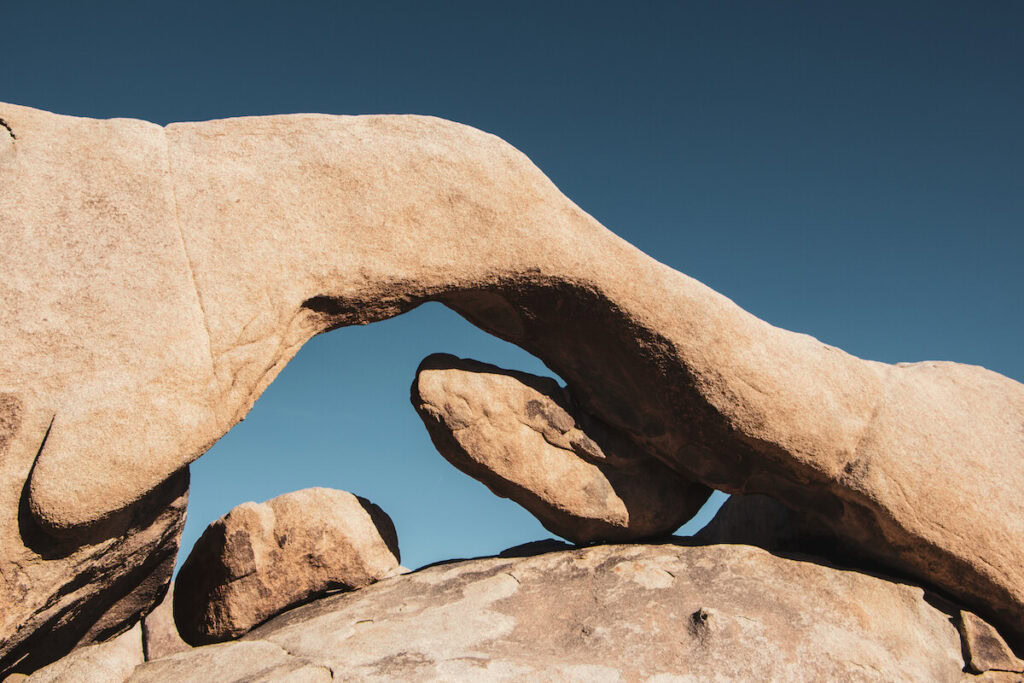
[1,99,1023,660]
[960,610,1024,676]
[0,389,188,674]
[134,544,970,681]
[411,353,709,543]
[174,488,401,645]
[25,622,143,683]
[140,586,189,661]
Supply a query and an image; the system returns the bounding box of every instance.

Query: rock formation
[411,353,708,543]
[137,544,971,681]
[1,99,1023,668]
[173,488,401,645]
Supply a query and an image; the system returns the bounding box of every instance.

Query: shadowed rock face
[1,101,1022,652]
[411,353,709,543]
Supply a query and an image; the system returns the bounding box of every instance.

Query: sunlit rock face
[0,100,1022,671]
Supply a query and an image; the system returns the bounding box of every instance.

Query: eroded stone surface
[1,100,1022,651]
[961,610,1024,675]
[174,488,401,645]
[25,622,143,683]
[141,586,189,661]
[132,544,970,681]
[127,641,330,683]
[0,393,189,675]
[412,353,709,543]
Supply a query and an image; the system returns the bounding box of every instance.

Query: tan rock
[1,101,1022,649]
[0,102,193,673]
[0,394,188,675]
[173,488,400,645]
[196,543,967,681]
[412,353,709,543]
[140,586,189,661]
[127,641,330,683]
[26,622,143,683]
[961,610,1024,675]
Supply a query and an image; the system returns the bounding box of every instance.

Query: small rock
[174,488,401,645]
[412,354,710,544]
[960,610,1024,674]
[141,586,189,660]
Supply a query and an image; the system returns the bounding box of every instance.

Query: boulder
[25,622,143,683]
[138,544,967,681]
[412,353,709,543]
[1,100,1022,648]
[140,586,189,661]
[174,488,401,645]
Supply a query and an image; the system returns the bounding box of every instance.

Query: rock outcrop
[134,543,969,681]
[1,100,1022,654]
[411,353,709,543]
[173,488,401,645]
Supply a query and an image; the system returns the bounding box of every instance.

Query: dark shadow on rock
[3,467,188,677]
[356,495,400,565]
[499,539,577,558]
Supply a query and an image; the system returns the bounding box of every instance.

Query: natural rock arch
[1,102,1022,660]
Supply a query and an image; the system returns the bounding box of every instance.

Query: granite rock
[143,544,969,681]
[1,101,1022,649]
[25,622,143,683]
[412,353,709,543]
[174,488,400,645]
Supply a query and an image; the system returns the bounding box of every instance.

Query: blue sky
[3,1,1021,570]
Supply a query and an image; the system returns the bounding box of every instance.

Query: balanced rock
[2,101,1023,649]
[174,488,401,645]
[132,543,969,681]
[412,353,708,543]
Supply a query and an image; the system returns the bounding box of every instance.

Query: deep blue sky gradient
[3,1,1021,571]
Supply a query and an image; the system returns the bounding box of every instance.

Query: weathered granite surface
[132,543,969,681]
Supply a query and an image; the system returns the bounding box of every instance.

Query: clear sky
[2,1,1021,571]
